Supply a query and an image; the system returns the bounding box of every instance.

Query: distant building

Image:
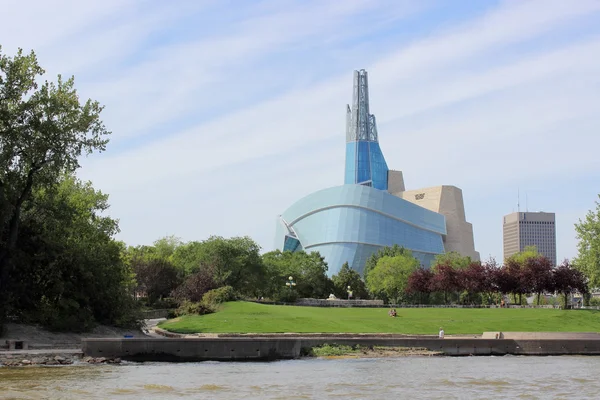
[503,212,557,265]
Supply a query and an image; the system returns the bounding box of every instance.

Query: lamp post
[286,276,296,289]
[347,285,353,300]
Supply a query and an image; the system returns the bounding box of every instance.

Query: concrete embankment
[81,335,600,361]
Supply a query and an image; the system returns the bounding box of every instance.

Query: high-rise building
[274,69,479,275]
[503,212,557,265]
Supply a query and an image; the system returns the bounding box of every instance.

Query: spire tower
[344,69,389,190]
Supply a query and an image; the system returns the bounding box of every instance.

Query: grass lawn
[158,301,600,335]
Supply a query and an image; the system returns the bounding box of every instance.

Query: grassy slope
[158,302,600,334]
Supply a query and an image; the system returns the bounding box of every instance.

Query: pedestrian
[439,327,445,339]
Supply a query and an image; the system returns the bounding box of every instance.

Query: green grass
[158,301,600,335]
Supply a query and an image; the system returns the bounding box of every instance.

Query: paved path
[143,318,168,338]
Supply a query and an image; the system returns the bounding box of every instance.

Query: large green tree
[171,236,265,297]
[364,244,413,279]
[331,262,368,299]
[262,250,333,300]
[0,47,109,325]
[366,253,420,304]
[574,196,600,289]
[9,175,139,331]
[432,251,472,269]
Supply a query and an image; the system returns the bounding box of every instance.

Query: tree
[458,262,493,304]
[262,250,333,300]
[366,254,420,304]
[0,47,110,325]
[364,244,412,279]
[429,263,460,304]
[406,268,434,304]
[432,252,472,269]
[172,236,264,297]
[522,256,554,305]
[331,262,368,299]
[171,265,218,303]
[132,258,181,304]
[574,196,600,289]
[7,175,138,331]
[553,260,588,309]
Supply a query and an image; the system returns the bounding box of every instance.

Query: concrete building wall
[503,212,556,265]
[387,170,405,193]
[392,185,480,262]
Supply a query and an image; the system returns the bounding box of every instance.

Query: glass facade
[275,185,446,276]
[275,69,449,276]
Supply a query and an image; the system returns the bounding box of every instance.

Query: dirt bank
[1,322,145,349]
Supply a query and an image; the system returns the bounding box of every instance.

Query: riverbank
[1,322,145,350]
[0,349,121,367]
[307,344,443,358]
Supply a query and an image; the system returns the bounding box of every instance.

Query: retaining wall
[81,337,600,361]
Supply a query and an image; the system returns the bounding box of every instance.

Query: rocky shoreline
[0,353,122,367]
[307,344,444,358]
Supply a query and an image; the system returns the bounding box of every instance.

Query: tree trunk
[563,291,569,309]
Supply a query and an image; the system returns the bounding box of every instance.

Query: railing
[248,300,576,309]
[140,309,170,319]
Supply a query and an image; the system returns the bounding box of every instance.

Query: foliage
[171,236,264,297]
[331,262,368,299]
[366,253,419,303]
[175,300,215,316]
[132,258,181,304]
[262,250,333,300]
[158,301,600,334]
[0,47,110,327]
[363,244,412,280]
[522,256,554,305]
[553,260,588,309]
[202,286,237,307]
[406,267,434,303]
[7,175,139,331]
[309,344,358,357]
[574,196,600,289]
[432,252,472,269]
[429,263,460,304]
[171,267,217,303]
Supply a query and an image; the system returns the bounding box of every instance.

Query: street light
[286,276,296,288]
[347,285,353,300]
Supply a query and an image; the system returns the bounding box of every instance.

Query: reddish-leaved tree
[429,263,460,304]
[553,260,588,309]
[522,256,554,305]
[406,267,434,304]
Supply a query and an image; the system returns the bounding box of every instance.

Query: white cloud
[4,0,599,261]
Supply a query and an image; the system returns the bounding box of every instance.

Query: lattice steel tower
[344,69,389,191]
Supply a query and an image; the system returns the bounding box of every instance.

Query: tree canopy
[1,47,110,327]
[366,253,420,303]
[574,196,600,289]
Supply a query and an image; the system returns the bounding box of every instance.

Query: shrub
[589,297,600,307]
[202,286,237,307]
[175,300,215,316]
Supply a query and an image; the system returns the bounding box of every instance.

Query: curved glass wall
[275,185,446,276]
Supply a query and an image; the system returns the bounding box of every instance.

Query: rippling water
[1,356,599,399]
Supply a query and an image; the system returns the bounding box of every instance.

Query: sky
[2,0,599,263]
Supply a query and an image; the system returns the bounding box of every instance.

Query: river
[1,356,598,399]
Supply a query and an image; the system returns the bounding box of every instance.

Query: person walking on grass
[439,328,445,339]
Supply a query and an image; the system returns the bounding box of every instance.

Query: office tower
[503,212,557,265]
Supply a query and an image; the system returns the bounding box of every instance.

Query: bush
[202,286,237,307]
[589,297,600,307]
[151,297,179,310]
[176,300,215,316]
